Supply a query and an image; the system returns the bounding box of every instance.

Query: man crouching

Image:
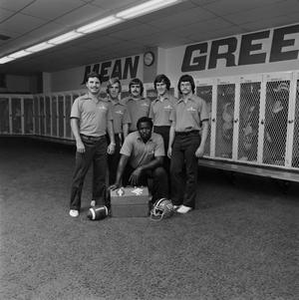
[110,117,169,204]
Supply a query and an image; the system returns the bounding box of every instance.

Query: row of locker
[1,71,299,171]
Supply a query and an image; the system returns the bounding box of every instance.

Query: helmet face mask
[150,198,174,221]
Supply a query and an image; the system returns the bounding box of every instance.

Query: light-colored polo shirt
[71,94,113,137]
[170,94,209,132]
[149,94,177,126]
[120,131,165,169]
[110,100,131,134]
[122,96,150,131]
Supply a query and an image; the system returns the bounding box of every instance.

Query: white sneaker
[90,200,96,207]
[177,205,192,214]
[69,209,79,217]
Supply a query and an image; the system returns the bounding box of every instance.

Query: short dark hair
[178,74,195,94]
[154,74,171,90]
[86,72,102,83]
[106,77,121,94]
[136,116,153,130]
[129,78,144,95]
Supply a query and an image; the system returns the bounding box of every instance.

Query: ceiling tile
[54,4,106,27]
[202,0,283,16]
[242,14,299,32]
[171,18,234,37]
[90,0,147,11]
[0,13,47,34]
[147,7,215,29]
[0,8,15,22]
[225,0,299,25]
[0,0,34,11]
[190,0,219,5]
[108,24,160,40]
[26,22,72,40]
[74,36,123,50]
[21,0,85,20]
[135,1,197,23]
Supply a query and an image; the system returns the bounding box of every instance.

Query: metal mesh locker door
[72,94,79,104]
[24,98,33,134]
[215,84,235,159]
[58,96,64,138]
[292,80,299,168]
[65,95,72,138]
[238,82,261,162]
[45,96,51,135]
[33,96,40,135]
[0,97,9,134]
[39,96,45,135]
[51,96,58,137]
[196,85,212,156]
[11,98,22,134]
[263,81,289,166]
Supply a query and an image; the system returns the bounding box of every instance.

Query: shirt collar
[82,93,106,103]
[109,99,124,106]
[178,93,196,104]
[153,94,171,103]
[136,132,153,143]
[127,96,145,102]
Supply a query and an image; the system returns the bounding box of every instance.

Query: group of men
[69,72,209,218]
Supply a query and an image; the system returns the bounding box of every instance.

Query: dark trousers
[123,165,169,203]
[153,126,171,174]
[107,134,122,185]
[70,135,107,210]
[170,131,200,208]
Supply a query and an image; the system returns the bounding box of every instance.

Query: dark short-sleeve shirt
[170,94,209,132]
[110,101,131,134]
[120,131,165,169]
[149,94,177,126]
[122,96,150,132]
[70,94,113,137]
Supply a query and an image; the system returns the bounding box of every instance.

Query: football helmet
[150,198,174,221]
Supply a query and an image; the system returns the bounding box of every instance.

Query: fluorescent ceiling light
[26,42,54,52]
[0,0,181,64]
[48,31,84,45]
[116,0,180,19]
[8,50,31,59]
[76,16,122,34]
[0,56,15,64]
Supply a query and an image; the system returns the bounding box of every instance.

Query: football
[87,205,108,221]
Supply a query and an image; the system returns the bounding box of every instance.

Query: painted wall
[165,23,299,84]
[0,74,40,94]
[50,55,144,92]
[3,23,298,94]
[48,23,299,93]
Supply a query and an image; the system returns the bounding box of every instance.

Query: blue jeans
[123,164,169,203]
[70,135,107,210]
[170,131,200,208]
[107,134,122,185]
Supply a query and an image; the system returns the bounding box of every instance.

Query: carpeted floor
[0,137,298,300]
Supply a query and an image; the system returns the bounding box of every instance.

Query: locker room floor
[0,136,297,300]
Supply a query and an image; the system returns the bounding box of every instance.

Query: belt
[175,130,199,136]
[80,134,105,141]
